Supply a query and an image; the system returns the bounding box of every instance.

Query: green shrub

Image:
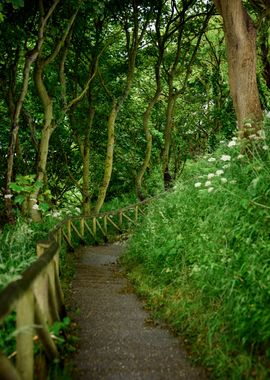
[123,120,270,379]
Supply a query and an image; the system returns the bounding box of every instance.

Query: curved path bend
[69,243,207,380]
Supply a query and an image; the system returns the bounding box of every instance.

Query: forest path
[68,243,207,380]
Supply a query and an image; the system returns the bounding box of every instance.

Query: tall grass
[122,120,270,379]
[0,215,60,290]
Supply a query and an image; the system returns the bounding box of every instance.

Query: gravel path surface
[69,243,207,380]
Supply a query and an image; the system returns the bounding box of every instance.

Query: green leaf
[11,0,24,9]
[39,202,49,212]
[14,194,25,205]
[9,183,23,192]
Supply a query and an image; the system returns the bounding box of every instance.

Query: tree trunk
[82,106,95,216]
[162,85,176,189]
[94,102,117,213]
[93,3,154,212]
[29,61,54,221]
[213,0,263,135]
[135,94,160,200]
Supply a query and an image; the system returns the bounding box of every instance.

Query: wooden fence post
[67,220,71,243]
[134,205,138,223]
[80,218,85,239]
[16,289,34,380]
[104,215,107,235]
[0,353,21,380]
[34,300,59,361]
[93,217,97,239]
[119,211,123,228]
[33,270,51,325]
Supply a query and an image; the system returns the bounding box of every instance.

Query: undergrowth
[0,214,78,376]
[0,215,60,290]
[122,121,270,379]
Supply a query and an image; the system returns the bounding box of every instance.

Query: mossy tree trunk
[213,0,263,136]
[4,0,60,222]
[94,2,153,213]
[135,97,157,200]
[81,104,95,217]
[29,9,78,221]
[161,5,213,189]
[135,3,163,200]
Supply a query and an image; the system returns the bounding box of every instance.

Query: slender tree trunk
[213,0,263,135]
[5,50,40,221]
[82,106,95,216]
[135,94,161,200]
[29,9,78,221]
[162,85,176,189]
[28,61,53,221]
[94,2,152,212]
[94,102,117,213]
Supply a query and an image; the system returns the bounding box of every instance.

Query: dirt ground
[68,243,207,380]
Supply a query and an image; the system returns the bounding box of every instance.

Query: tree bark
[162,86,176,189]
[94,2,153,212]
[213,0,263,135]
[94,102,117,213]
[135,2,163,200]
[29,9,78,221]
[82,106,95,216]
[135,98,156,200]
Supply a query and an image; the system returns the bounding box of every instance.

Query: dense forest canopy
[0,0,269,223]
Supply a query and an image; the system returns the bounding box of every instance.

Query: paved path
[69,243,207,380]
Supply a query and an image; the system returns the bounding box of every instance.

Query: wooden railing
[0,198,153,380]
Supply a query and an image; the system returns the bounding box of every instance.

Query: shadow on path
[69,243,207,380]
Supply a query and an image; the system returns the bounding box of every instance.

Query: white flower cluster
[194,148,239,193]
[227,137,238,148]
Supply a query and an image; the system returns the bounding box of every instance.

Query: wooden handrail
[0,240,58,322]
[0,196,157,379]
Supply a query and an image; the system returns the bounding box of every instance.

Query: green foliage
[8,175,51,215]
[0,215,61,290]
[123,119,270,379]
[0,313,16,356]
[9,175,41,203]
[0,220,36,289]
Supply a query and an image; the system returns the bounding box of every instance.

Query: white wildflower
[222,164,231,169]
[32,204,39,210]
[219,140,225,144]
[192,265,200,273]
[194,182,202,188]
[221,178,227,184]
[52,211,61,218]
[207,173,215,179]
[208,157,216,162]
[215,169,224,176]
[220,155,231,161]
[257,130,266,139]
[263,145,269,151]
[205,181,212,187]
[237,154,245,159]
[4,194,13,199]
[249,134,258,140]
[228,140,237,148]
[208,187,214,193]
